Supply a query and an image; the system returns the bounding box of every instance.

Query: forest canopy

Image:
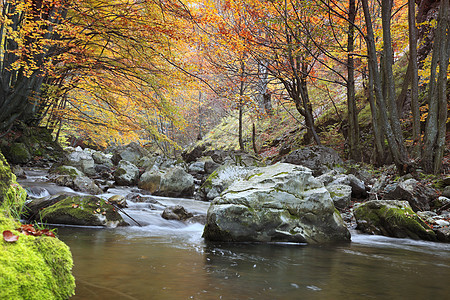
[0,0,449,174]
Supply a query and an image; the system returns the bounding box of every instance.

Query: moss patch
[40,195,126,227]
[0,214,75,299]
[354,200,436,241]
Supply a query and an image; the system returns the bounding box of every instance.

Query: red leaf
[3,230,19,243]
[40,229,56,238]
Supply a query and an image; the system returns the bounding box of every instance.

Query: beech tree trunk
[408,0,421,157]
[362,0,411,174]
[422,0,450,174]
[347,0,360,161]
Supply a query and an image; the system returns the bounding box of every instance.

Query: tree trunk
[381,0,405,147]
[347,0,360,161]
[422,0,450,174]
[362,0,410,174]
[409,0,421,158]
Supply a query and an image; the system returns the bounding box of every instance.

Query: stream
[19,168,450,299]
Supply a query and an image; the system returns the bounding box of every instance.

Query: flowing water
[19,169,450,299]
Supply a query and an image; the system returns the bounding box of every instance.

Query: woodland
[0,0,449,175]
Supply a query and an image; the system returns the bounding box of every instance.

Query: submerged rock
[354,200,436,241]
[203,163,350,244]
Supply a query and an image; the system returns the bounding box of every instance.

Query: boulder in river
[49,165,102,194]
[114,160,140,186]
[161,205,193,221]
[37,194,128,227]
[354,200,436,241]
[65,148,96,176]
[203,163,351,244]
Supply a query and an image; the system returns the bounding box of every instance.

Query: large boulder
[111,142,149,165]
[382,179,438,211]
[2,142,32,165]
[203,163,350,244]
[199,164,253,201]
[159,166,195,197]
[38,195,128,227]
[354,200,436,241]
[282,146,344,176]
[138,169,162,194]
[138,166,195,197]
[114,160,140,186]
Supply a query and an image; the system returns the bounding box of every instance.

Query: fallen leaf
[40,229,56,238]
[3,230,19,243]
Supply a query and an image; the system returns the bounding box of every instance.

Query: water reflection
[57,225,450,300]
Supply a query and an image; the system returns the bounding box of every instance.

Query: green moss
[0,214,75,299]
[40,195,125,226]
[53,166,81,178]
[354,201,436,241]
[200,169,219,191]
[0,152,27,216]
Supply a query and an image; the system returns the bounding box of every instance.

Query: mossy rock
[0,152,27,213]
[50,165,83,178]
[354,200,436,241]
[39,195,128,227]
[0,214,75,299]
[3,143,32,165]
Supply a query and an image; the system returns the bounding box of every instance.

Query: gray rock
[11,165,26,178]
[66,149,96,176]
[203,163,350,244]
[326,184,352,210]
[161,205,193,221]
[138,169,162,193]
[282,146,344,176]
[49,166,102,194]
[111,142,149,165]
[199,164,253,201]
[114,160,140,186]
[108,195,127,208]
[330,174,367,199]
[188,161,205,174]
[433,196,450,210]
[383,179,438,211]
[435,227,450,243]
[159,166,194,197]
[92,151,113,167]
[354,200,436,241]
[442,186,450,198]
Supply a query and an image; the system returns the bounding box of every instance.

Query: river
[19,169,450,299]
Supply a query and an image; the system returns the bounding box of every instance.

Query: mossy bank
[0,151,75,299]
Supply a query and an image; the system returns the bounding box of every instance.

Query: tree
[422,0,450,174]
